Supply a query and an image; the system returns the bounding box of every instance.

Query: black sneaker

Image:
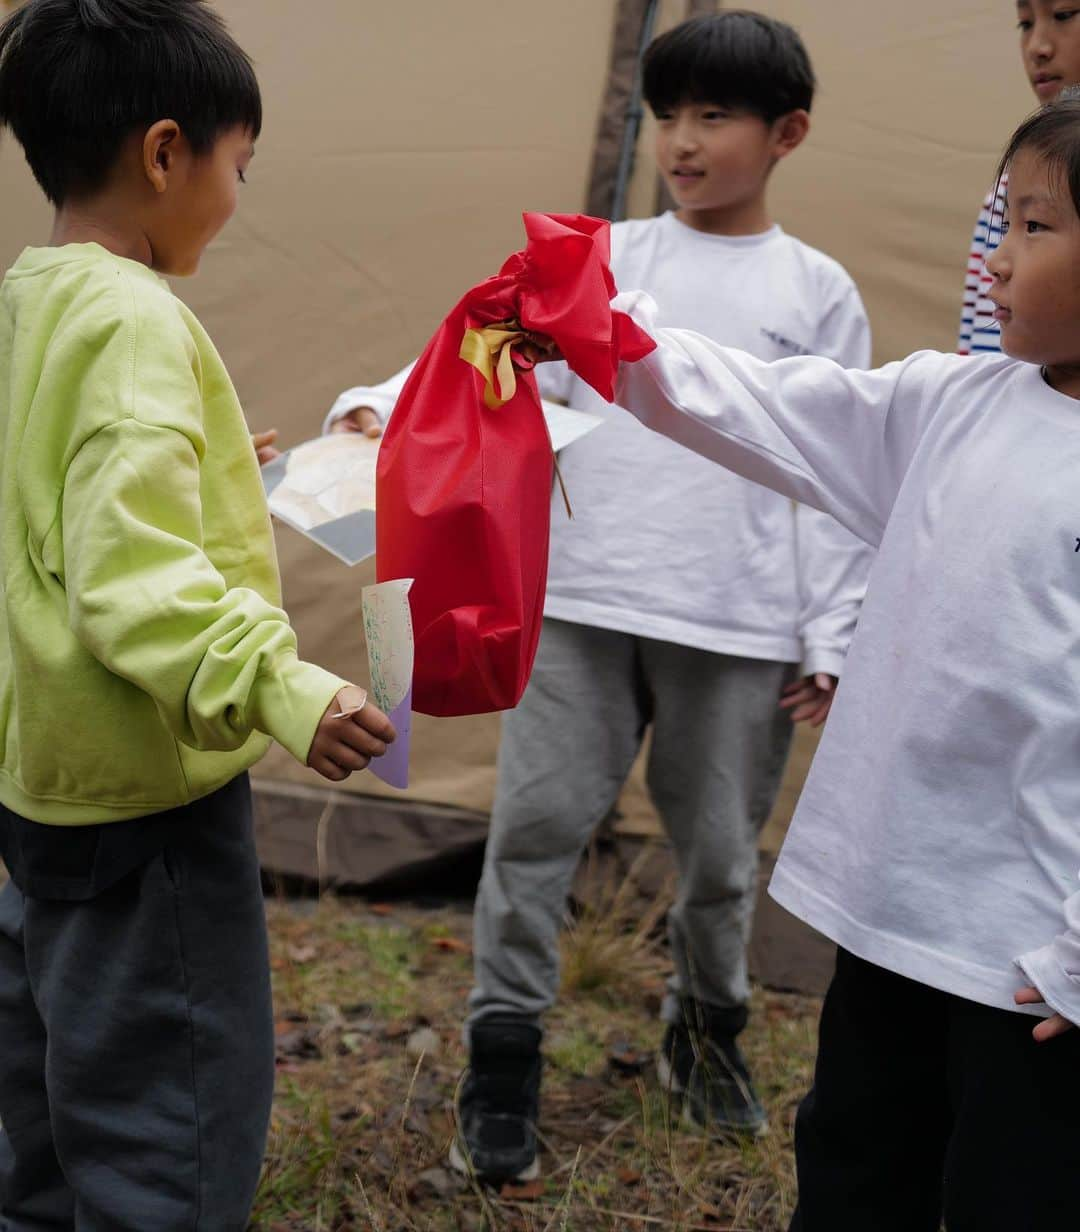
[656,999,768,1138]
[449,1017,543,1184]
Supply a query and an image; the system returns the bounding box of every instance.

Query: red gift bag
[375,212,655,717]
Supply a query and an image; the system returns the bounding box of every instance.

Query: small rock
[274,1028,321,1061]
[340,1031,367,1055]
[607,1039,648,1075]
[315,1003,346,1028]
[406,1026,441,1060]
[410,1166,465,1201]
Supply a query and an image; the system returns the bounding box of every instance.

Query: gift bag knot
[376,212,655,717]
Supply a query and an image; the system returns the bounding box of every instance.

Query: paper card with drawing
[261,401,602,567]
[261,433,378,566]
[362,578,414,789]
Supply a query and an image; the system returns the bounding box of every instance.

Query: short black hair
[997,90,1080,220]
[643,10,815,123]
[0,0,262,206]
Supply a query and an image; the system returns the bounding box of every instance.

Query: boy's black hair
[643,10,815,123]
[997,90,1080,220]
[0,0,262,207]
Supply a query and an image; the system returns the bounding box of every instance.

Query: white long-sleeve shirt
[327,213,873,675]
[615,289,1080,1024]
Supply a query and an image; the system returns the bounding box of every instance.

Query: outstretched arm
[613,291,953,548]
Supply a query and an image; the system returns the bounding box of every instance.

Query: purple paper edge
[370,686,413,789]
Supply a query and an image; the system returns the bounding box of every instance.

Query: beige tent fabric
[585,0,718,220]
[0,1,1035,845]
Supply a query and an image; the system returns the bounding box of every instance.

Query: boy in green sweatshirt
[0,2,395,1226]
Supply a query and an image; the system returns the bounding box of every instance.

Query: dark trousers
[790,947,1080,1232]
[0,775,274,1232]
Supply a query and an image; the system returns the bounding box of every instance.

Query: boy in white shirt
[598,96,1080,1232]
[329,11,872,1184]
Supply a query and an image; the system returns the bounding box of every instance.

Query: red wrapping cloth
[375,212,655,717]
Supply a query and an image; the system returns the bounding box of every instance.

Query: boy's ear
[770,109,810,162]
[142,120,183,194]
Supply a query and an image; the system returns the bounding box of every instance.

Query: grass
[251,858,821,1232]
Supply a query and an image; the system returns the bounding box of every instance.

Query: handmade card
[362,578,414,790]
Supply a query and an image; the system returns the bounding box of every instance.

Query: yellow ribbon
[459,321,528,410]
[459,319,574,519]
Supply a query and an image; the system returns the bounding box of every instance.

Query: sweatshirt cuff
[1015,946,1080,1027]
[322,388,395,436]
[800,646,846,679]
[250,654,348,764]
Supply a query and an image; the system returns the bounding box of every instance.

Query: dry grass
[251,864,820,1232]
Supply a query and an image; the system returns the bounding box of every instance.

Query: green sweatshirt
[0,243,346,824]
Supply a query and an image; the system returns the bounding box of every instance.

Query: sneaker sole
[448,1136,541,1184]
[656,1054,769,1140]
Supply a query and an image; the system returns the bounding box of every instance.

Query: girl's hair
[0,0,262,207]
[997,90,1080,219]
[643,10,815,123]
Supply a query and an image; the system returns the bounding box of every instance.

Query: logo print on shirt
[760,328,811,357]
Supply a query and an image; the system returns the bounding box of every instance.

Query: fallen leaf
[697,1201,727,1225]
[369,903,394,916]
[286,943,317,964]
[617,1166,642,1186]
[432,936,470,954]
[499,1177,545,1201]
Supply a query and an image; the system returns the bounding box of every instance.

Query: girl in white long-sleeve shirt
[605,99,1080,1231]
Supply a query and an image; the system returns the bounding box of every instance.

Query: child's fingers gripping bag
[375,212,655,717]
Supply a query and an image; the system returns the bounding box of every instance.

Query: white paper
[541,400,604,453]
[263,403,603,566]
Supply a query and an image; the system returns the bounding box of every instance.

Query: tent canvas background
[1,2,1030,983]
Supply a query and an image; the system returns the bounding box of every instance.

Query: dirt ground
[254,883,822,1232]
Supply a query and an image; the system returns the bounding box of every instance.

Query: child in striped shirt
[958,0,1080,353]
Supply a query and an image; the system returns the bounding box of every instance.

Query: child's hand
[252,429,281,465]
[779,673,837,727]
[306,685,396,782]
[330,406,383,438]
[1015,986,1075,1042]
[515,333,562,367]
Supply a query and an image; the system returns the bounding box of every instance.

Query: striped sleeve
[958,175,1007,356]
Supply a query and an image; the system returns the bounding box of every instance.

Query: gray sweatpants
[469,618,795,1030]
[0,775,274,1232]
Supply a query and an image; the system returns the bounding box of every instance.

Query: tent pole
[610,0,662,222]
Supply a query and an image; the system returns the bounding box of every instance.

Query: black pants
[790,947,1080,1232]
[0,776,274,1232]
